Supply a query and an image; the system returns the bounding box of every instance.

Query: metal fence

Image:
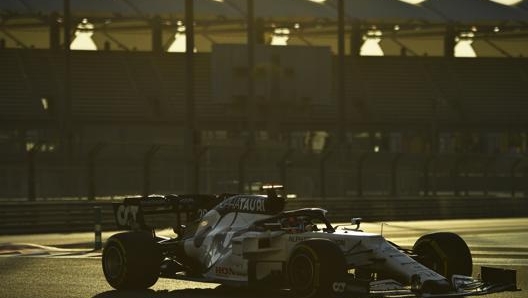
[0,144,526,200]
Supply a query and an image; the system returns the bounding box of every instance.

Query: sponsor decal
[218,196,266,213]
[116,204,139,226]
[332,282,346,293]
[215,266,244,277]
[215,266,234,275]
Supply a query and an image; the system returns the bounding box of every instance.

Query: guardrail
[1,196,527,235]
[287,196,528,222]
[0,201,116,235]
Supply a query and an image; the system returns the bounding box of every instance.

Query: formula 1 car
[102,186,519,297]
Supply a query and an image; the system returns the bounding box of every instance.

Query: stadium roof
[422,0,528,23]
[327,0,445,24]
[1,0,528,24]
[0,0,241,20]
[1,0,528,56]
[227,0,336,21]
[517,0,528,10]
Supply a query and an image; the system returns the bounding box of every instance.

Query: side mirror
[351,217,362,230]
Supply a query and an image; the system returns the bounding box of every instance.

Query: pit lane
[1,218,527,298]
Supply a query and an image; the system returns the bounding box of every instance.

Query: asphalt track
[1,218,527,298]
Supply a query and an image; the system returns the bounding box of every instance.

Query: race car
[102,186,519,297]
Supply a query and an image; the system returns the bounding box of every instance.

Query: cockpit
[250,208,335,234]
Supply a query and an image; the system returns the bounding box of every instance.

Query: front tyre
[102,231,162,290]
[413,232,472,279]
[287,239,347,298]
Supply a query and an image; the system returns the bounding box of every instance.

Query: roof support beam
[246,0,256,140]
[151,15,162,53]
[184,0,198,192]
[350,21,362,57]
[0,27,28,48]
[444,24,456,58]
[49,12,60,50]
[62,0,73,158]
[337,0,346,144]
[482,38,512,57]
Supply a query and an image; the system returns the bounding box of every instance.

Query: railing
[0,200,116,234]
[0,145,526,200]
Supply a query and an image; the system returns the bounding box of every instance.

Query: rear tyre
[287,239,347,298]
[102,231,162,289]
[412,232,472,279]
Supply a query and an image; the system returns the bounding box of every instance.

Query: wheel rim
[289,253,315,291]
[104,245,124,279]
[430,257,442,274]
[417,245,445,276]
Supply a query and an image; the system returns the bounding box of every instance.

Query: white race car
[102,187,518,297]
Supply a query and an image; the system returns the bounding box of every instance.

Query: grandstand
[0,0,527,200]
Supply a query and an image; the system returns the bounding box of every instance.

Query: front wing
[161,266,518,297]
[337,266,519,297]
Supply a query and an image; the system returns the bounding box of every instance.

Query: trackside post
[94,206,102,250]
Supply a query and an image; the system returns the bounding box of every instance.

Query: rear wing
[112,194,226,230]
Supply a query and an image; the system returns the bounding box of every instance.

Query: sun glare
[488,0,522,5]
[70,18,97,51]
[455,40,477,57]
[454,32,477,57]
[167,25,197,52]
[271,28,290,46]
[361,30,384,56]
[401,0,521,4]
[398,0,426,4]
[167,27,187,52]
[40,97,49,110]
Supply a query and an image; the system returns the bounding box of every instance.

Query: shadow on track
[93,286,291,298]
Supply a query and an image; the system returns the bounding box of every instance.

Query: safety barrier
[286,196,528,222]
[1,196,527,235]
[0,200,116,235]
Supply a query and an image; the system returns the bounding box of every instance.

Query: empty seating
[0,50,527,129]
[0,50,42,119]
